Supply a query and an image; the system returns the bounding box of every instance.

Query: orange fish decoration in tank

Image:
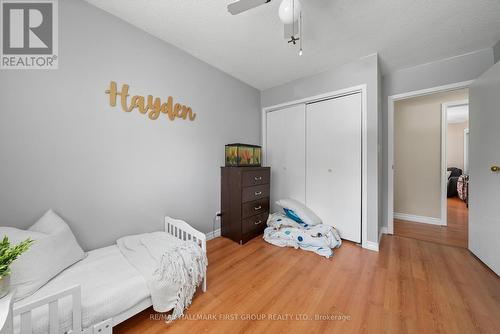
[241,148,252,164]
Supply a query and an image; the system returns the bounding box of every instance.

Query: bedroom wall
[0,0,261,250]
[447,121,469,171]
[261,54,381,246]
[382,48,494,229]
[394,89,468,220]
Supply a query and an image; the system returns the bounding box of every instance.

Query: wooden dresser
[221,167,270,244]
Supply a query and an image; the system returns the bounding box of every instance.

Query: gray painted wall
[494,40,500,63]
[261,54,380,244]
[381,48,495,229]
[0,0,261,250]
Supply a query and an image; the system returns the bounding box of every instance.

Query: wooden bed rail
[12,284,82,334]
[164,216,207,292]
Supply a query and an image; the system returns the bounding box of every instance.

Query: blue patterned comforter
[263,213,342,258]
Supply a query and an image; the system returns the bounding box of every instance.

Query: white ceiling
[85,0,500,90]
[447,105,469,124]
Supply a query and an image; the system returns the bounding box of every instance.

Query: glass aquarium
[225,144,262,167]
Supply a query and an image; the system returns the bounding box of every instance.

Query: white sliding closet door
[266,104,306,213]
[306,93,362,242]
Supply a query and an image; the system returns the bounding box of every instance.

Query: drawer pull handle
[254,205,262,211]
[254,176,263,181]
[254,191,262,196]
[254,220,263,225]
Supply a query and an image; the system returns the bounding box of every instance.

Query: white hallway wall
[0,0,261,250]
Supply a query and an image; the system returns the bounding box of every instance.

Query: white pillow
[275,198,322,226]
[0,210,84,301]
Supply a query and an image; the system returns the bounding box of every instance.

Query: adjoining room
[392,89,469,248]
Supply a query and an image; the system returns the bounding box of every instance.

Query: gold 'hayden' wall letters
[105,81,196,121]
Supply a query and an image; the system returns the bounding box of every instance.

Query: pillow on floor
[276,198,322,226]
[0,210,85,301]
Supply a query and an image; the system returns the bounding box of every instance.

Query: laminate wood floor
[115,232,500,334]
[395,197,468,248]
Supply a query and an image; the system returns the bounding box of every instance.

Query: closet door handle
[254,176,263,181]
[254,220,263,225]
[254,191,262,196]
[254,205,262,211]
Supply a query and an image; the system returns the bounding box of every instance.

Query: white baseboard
[362,225,389,253]
[394,213,444,226]
[363,241,379,252]
[206,228,221,240]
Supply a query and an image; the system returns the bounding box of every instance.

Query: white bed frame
[0,217,207,334]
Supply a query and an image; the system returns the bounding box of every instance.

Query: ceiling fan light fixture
[278,0,301,25]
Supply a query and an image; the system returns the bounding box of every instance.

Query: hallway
[394,197,468,248]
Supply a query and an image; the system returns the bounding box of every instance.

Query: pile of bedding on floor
[263,198,342,258]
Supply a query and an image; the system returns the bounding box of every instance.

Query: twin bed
[1,217,207,334]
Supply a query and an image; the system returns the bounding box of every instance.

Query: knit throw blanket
[117,232,207,322]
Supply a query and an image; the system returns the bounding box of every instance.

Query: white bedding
[117,232,207,322]
[13,246,151,334]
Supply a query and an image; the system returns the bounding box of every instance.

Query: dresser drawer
[242,198,269,219]
[242,170,270,187]
[242,212,268,234]
[242,184,270,203]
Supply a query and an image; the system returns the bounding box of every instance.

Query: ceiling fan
[227,0,304,55]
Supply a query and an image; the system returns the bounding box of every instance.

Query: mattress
[13,245,151,334]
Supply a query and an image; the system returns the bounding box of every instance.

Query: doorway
[442,100,469,246]
[387,82,471,248]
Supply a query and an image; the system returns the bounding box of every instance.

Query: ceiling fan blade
[227,0,271,15]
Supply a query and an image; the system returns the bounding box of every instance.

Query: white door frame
[441,99,469,227]
[262,84,369,249]
[463,128,470,175]
[387,80,473,234]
